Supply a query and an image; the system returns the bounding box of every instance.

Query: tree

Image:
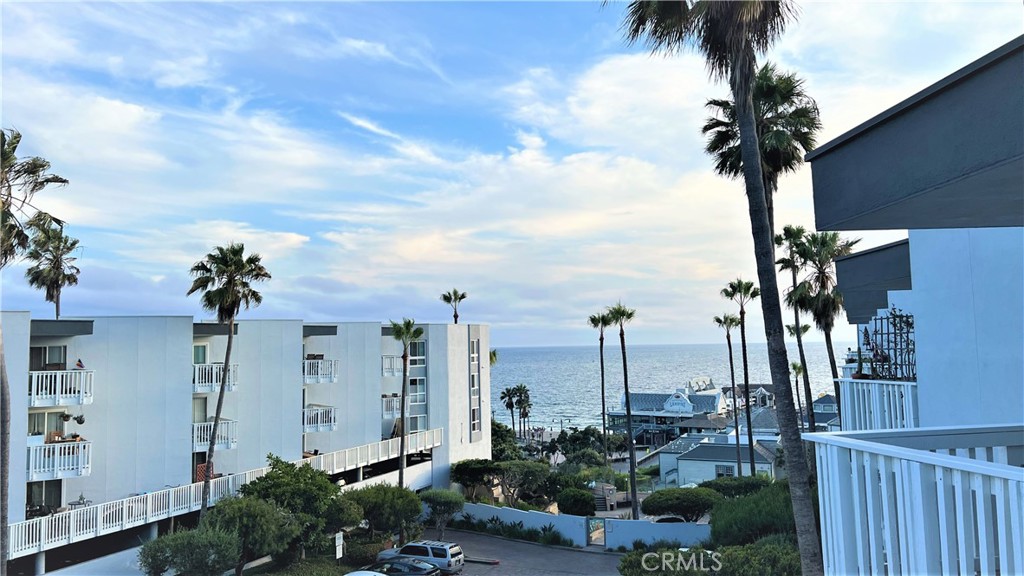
[721,279,759,474]
[420,489,465,539]
[440,288,467,324]
[513,383,530,438]
[789,361,805,432]
[494,460,550,508]
[640,487,724,522]
[620,3,823,571]
[702,63,821,233]
[345,484,422,537]
[556,488,596,517]
[204,496,300,576]
[24,221,80,319]
[187,242,270,519]
[713,313,743,476]
[792,231,859,423]
[500,386,517,437]
[776,225,816,432]
[607,301,640,520]
[389,318,424,490]
[451,458,500,501]
[1,128,68,574]
[489,348,498,366]
[491,420,523,461]
[139,528,240,576]
[588,312,613,466]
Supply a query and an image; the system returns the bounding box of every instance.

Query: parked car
[361,556,442,575]
[345,571,387,576]
[376,540,465,574]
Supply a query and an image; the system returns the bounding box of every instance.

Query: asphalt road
[427,529,624,576]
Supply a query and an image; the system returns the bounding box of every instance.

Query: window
[409,341,426,366]
[407,415,426,433]
[401,545,429,557]
[470,373,479,397]
[470,339,479,363]
[471,407,481,432]
[431,547,448,558]
[715,465,735,478]
[30,346,67,371]
[409,378,426,405]
[193,344,207,364]
[28,410,66,436]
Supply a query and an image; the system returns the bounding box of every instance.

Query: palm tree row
[605,302,639,520]
[499,384,532,439]
[713,313,742,475]
[588,311,612,466]
[721,279,759,475]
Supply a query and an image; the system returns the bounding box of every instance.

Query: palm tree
[489,348,498,366]
[621,3,823,571]
[24,222,80,319]
[790,361,806,431]
[440,288,467,324]
[513,384,530,438]
[776,225,816,433]
[792,231,860,424]
[606,302,640,520]
[389,318,424,490]
[721,279,759,474]
[588,312,613,466]
[187,243,270,519]
[714,313,743,476]
[500,386,517,437]
[786,323,812,430]
[1,128,68,573]
[702,63,821,233]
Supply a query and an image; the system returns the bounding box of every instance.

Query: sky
[1,1,1020,348]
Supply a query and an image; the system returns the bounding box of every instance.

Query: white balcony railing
[382,355,401,377]
[6,428,444,560]
[837,377,918,431]
[808,425,1024,576]
[192,418,238,452]
[193,363,238,394]
[382,396,408,419]
[27,442,93,481]
[28,370,95,407]
[303,405,338,433]
[303,359,338,384]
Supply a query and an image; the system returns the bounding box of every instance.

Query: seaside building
[607,377,723,446]
[804,37,1023,575]
[2,313,490,574]
[656,434,779,486]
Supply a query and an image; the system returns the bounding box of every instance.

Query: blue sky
[1,2,1020,347]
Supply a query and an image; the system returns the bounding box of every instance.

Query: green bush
[715,539,801,576]
[343,533,391,565]
[345,484,422,536]
[150,528,239,576]
[420,488,465,540]
[637,463,660,477]
[711,482,795,546]
[640,488,723,521]
[698,476,771,498]
[138,535,173,576]
[556,488,596,516]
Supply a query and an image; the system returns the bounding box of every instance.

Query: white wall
[460,502,587,547]
[2,311,31,521]
[902,228,1024,427]
[339,460,434,493]
[675,457,772,486]
[604,518,711,550]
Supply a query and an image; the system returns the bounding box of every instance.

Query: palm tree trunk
[739,310,757,474]
[824,328,840,427]
[200,316,234,520]
[508,407,515,438]
[735,84,823,575]
[55,290,61,320]
[726,331,741,477]
[599,332,608,467]
[792,270,816,432]
[453,311,459,325]
[793,374,804,431]
[1,323,10,576]
[399,350,409,490]
[618,326,640,520]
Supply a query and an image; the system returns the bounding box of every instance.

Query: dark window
[431,547,447,558]
[402,545,429,557]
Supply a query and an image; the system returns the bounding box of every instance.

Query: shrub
[150,528,239,576]
[556,488,596,517]
[343,533,390,565]
[716,539,801,576]
[637,463,660,477]
[138,536,173,576]
[640,488,723,521]
[698,476,771,499]
[711,482,795,546]
[451,459,500,501]
[204,495,301,575]
[345,484,422,536]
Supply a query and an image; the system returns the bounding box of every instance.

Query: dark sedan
[361,556,443,575]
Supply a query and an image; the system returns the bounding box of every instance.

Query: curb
[444,528,626,557]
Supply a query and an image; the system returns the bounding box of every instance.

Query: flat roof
[30,320,94,337]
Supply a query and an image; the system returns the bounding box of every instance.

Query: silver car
[376,540,465,574]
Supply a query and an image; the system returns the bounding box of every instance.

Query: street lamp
[553,418,571,433]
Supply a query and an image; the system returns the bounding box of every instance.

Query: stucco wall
[675,458,772,486]
[460,503,587,547]
[2,311,31,521]
[604,518,711,550]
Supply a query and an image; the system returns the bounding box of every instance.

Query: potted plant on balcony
[73,414,85,425]
[60,412,72,422]
[851,347,868,380]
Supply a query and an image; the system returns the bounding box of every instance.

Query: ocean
[489,341,851,431]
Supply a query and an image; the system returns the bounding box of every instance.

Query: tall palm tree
[786,323,812,430]
[790,361,806,432]
[513,383,530,438]
[588,312,613,466]
[606,302,640,520]
[500,386,517,437]
[489,348,498,366]
[792,231,860,423]
[440,288,467,324]
[714,313,743,476]
[1,128,67,573]
[702,63,821,233]
[621,3,823,571]
[24,222,80,319]
[721,279,759,474]
[187,243,270,519]
[389,318,424,490]
[776,225,816,433]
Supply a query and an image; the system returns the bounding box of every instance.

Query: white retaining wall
[604,518,711,550]
[460,502,588,547]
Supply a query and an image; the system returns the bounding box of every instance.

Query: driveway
[427,529,623,576]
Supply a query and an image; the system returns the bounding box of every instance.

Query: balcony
[382,355,401,377]
[192,418,238,452]
[807,425,1023,576]
[27,441,93,481]
[193,363,238,394]
[382,396,409,419]
[303,405,338,433]
[28,370,95,407]
[303,358,338,385]
[837,377,919,432]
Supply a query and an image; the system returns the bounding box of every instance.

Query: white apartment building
[1,313,490,573]
[804,37,1023,575]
